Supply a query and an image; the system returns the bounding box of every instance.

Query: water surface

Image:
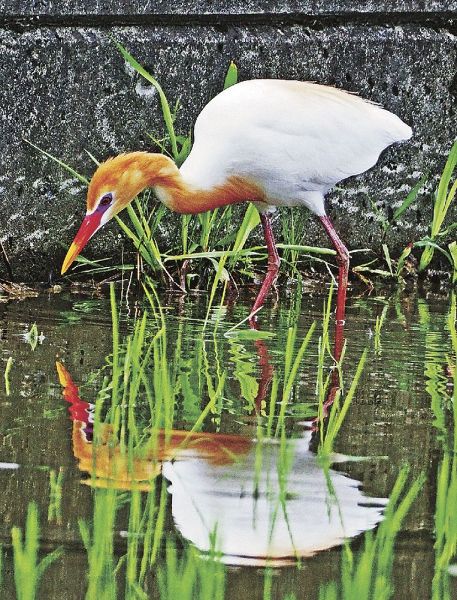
[0,286,455,598]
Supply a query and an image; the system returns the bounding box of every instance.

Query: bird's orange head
[61,152,176,274]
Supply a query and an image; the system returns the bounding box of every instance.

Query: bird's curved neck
[138,153,263,214]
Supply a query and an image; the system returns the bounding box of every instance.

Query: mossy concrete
[0,5,456,281]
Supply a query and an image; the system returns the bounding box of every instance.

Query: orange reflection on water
[57,361,252,489]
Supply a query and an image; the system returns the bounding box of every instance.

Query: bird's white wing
[181,80,411,198]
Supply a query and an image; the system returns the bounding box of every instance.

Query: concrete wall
[0,2,456,281]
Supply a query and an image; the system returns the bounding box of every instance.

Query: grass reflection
[431,292,457,599]
[3,284,452,599]
[50,283,386,596]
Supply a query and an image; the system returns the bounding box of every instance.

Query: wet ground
[0,284,455,599]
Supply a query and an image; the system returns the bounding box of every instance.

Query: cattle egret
[61,79,411,336]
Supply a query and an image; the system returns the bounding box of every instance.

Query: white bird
[61,79,412,337]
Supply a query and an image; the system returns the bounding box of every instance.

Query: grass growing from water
[79,490,118,599]
[12,503,63,600]
[373,304,388,354]
[319,467,425,600]
[317,347,368,461]
[2,284,449,600]
[430,291,457,600]
[158,540,225,600]
[47,468,64,525]
[65,283,359,594]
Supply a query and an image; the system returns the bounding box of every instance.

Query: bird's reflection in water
[56,330,385,566]
[163,432,386,566]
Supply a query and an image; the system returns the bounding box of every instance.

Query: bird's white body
[180,79,412,215]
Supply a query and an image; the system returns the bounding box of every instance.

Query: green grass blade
[24,139,89,184]
[115,213,161,269]
[223,61,238,89]
[419,140,457,271]
[432,140,457,236]
[391,174,427,224]
[382,244,393,276]
[228,204,260,266]
[449,241,457,284]
[112,38,179,159]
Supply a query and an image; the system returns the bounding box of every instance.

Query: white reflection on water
[164,430,387,566]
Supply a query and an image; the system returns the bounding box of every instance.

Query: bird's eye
[99,193,113,207]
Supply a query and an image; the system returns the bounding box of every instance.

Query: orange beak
[61,213,103,275]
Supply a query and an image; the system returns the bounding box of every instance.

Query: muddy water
[0,287,454,599]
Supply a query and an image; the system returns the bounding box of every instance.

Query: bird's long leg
[319,215,349,365]
[250,213,280,318]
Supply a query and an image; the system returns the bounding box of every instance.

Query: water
[0,286,455,598]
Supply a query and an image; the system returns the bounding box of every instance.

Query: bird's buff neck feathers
[89,152,263,215]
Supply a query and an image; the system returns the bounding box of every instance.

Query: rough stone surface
[1,1,456,16]
[0,11,456,281]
